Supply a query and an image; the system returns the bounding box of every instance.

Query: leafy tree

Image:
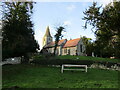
[81,36,93,56]
[54,26,65,55]
[2,2,39,62]
[83,1,120,58]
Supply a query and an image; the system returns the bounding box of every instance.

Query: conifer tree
[83,1,120,58]
[2,2,39,61]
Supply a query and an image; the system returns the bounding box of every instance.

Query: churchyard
[2,55,120,88]
[1,1,120,89]
[55,55,119,63]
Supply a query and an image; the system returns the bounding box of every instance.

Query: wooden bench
[61,64,87,73]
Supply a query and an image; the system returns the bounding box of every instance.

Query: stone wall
[47,46,62,55]
[90,63,120,71]
[62,47,77,55]
[77,39,86,56]
[62,39,86,56]
[48,47,54,54]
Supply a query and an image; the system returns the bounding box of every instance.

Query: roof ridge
[51,39,67,43]
[63,38,80,48]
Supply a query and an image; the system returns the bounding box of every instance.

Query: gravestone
[92,52,94,57]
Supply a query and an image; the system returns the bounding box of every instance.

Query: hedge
[30,58,120,69]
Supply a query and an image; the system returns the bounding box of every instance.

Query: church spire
[42,26,53,47]
[44,26,52,37]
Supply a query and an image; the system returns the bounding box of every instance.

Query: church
[42,26,86,56]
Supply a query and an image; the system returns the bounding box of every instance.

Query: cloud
[63,21,71,26]
[94,0,112,7]
[100,0,112,7]
[66,5,76,11]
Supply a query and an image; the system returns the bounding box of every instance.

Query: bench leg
[61,65,64,73]
[85,66,87,72]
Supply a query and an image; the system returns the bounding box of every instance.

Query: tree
[2,2,39,61]
[81,36,93,56]
[83,1,120,58]
[54,26,65,55]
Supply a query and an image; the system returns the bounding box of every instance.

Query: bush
[31,55,120,70]
[31,58,94,66]
[32,55,45,60]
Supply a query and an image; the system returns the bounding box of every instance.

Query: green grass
[55,55,119,63]
[2,64,119,88]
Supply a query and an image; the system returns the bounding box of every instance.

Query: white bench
[61,64,87,73]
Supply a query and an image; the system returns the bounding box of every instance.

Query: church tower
[42,26,53,47]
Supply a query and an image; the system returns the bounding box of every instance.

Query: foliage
[31,58,120,69]
[32,53,55,61]
[31,55,119,67]
[2,2,39,61]
[31,58,94,66]
[83,2,120,58]
[54,26,65,55]
[3,64,119,88]
[81,36,93,56]
[32,54,45,60]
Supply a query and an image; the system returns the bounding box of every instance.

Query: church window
[80,45,82,52]
[68,49,70,55]
[64,48,67,53]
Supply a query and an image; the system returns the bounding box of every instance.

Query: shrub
[30,55,120,71]
[31,58,94,66]
[32,55,45,60]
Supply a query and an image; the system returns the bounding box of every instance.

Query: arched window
[80,45,82,52]
[64,48,67,53]
[68,49,70,55]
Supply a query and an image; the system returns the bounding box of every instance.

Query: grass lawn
[2,64,119,88]
[55,55,119,63]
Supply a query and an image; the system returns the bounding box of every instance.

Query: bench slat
[61,64,87,73]
[64,66,86,67]
[64,69,85,70]
[63,65,87,67]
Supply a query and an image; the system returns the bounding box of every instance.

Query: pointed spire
[44,26,52,37]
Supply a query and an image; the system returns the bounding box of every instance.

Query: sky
[0,0,112,50]
[32,0,112,50]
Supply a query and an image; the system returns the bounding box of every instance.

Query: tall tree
[83,1,120,58]
[54,26,65,55]
[81,36,93,56]
[2,2,39,61]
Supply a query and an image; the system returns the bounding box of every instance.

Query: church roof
[44,39,67,48]
[63,38,80,48]
[44,26,52,37]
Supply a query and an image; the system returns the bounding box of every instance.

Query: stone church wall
[62,47,77,55]
[47,46,62,55]
[77,39,86,56]
[45,39,86,56]
[61,40,86,56]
